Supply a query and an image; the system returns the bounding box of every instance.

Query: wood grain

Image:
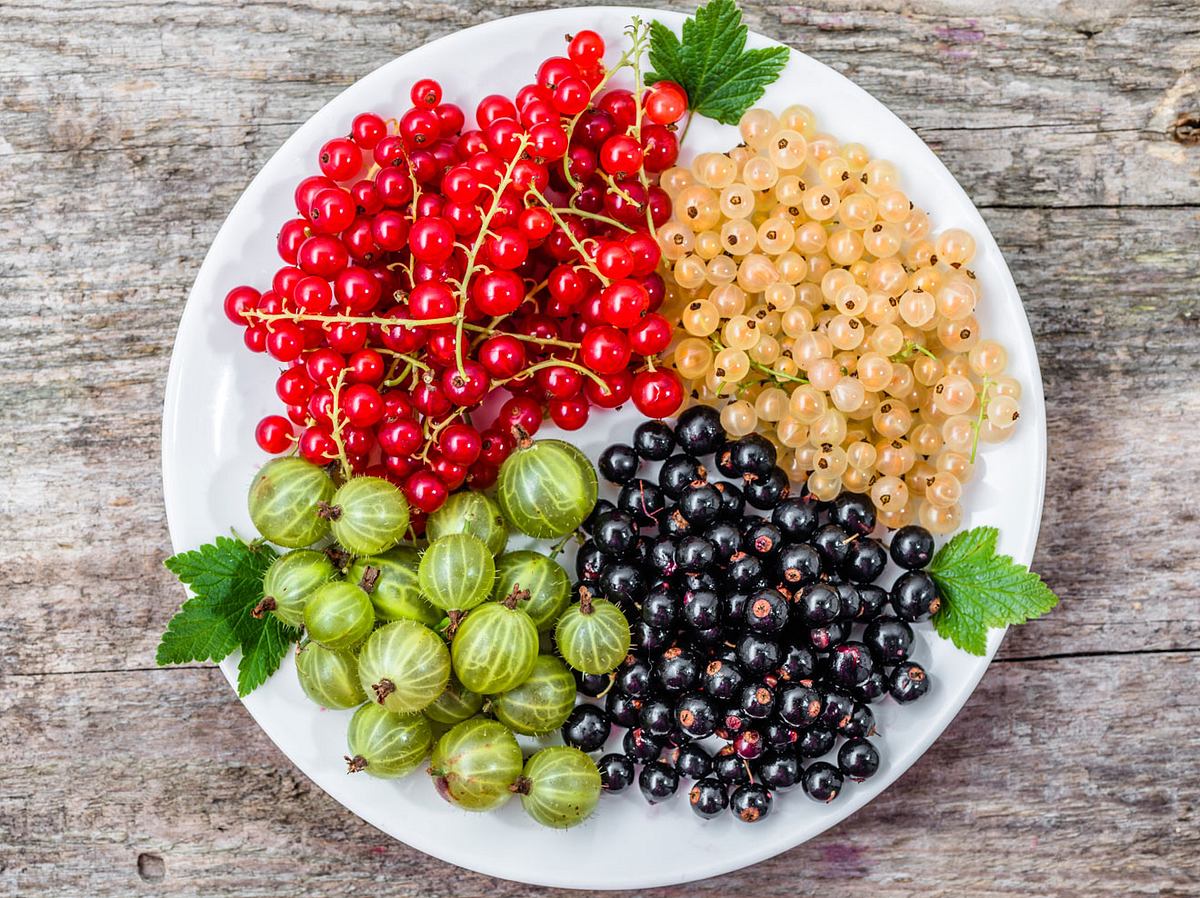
[1,0,1198,894]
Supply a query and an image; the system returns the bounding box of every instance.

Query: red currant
[467,462,499,490]
[319,137,363,181]
[255,415,294,453]
[409,217,456,263]
[629,312,672,355]
[351,113,387,150]
[377,418,423,456]
[548,395,589,430]
[584,368,632,409]
[595,241,635,280]
[470,270,525,316]
[308,188,355,234]
[498,394,543,435]
[375,167,415,206]
[598,89,638,129]
[326,320,368,354]
[475,94,518,128]
[265,322,304,362]
[552,77,590,115]
[643,80,688,125]
[243,326,268,352]
[599,279,649,328]
[477,334,527,378]
[371,210,410,251]
[429,454,468,490]
[438,423,482,465]
[276,366,315,405]
[409,281,456,320]
[295,175,336,217]
[403,470,448,513]
[536,364,583,399]
[631,368,684,418]
[342,382,384,427]
[581,325,631,374]
[298,426,337,463]
[277,219,309,264]
[641,124,680,172]
[334,266,381,313]
[223,285,259,325]
[345,348,384,384]
[518,207,554,242]
[485,228,528,270]
[297,235,349,277]
[479,427,516,466]
[434,103,465,135]
[411,78,443,108]
[567,30,605,64]
[412,380,452,417]
[441,360,490,406]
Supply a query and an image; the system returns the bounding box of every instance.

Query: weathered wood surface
[1,0,1198,895]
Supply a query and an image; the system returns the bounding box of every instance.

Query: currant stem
[527,186,611,287]
[327,367,353,480]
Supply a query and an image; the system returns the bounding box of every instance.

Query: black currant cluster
[559,405,940,823]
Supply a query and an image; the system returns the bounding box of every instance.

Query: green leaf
[157,537,287,688]
[236,615,296,697]
[929,526,1060,656]
[649,0,790,126]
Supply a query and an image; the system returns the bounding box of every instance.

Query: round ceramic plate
[162,6,1047,889]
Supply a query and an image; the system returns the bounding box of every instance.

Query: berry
[675,404,724,456]
[889,662,930,702]
[639,761,679,804]
[730,783,772,822]
[689,779,729,819]
[891,524,936,570]
[838,739,881,781]
[891,570,942,621]
[598,443,640,484]
[561,704,611,753]
[597,753,635,792]
[802,762,844,803]
[864,616,914,663]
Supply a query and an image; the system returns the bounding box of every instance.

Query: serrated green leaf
[157,537,283,677]
[237,615,296,696]
[649,0,790,127]
[930,526,1059,656]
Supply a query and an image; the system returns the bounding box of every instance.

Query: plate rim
[161,5,1048,889]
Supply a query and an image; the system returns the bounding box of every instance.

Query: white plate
[162,6,1047,889]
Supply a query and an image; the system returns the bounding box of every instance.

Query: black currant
[575,541,604,583]
[776,542,822,587]
[605,690,643,727]
[622,726,663,764]
[598,562,647,604]
[842,537,888,583]
[646,536,678,578]
[855,670,889,703]
[889,661,930,702]
[776,644,816,681]
[733,728,764,760]
[762,719,801,750]
[701,658,745,701]
[674,404,724,456]
[838,738,881,781]
[676,570,717,593]
[689,778,730,819]
[633,420,675,461]
[801,761,844,802]
[582,498,616,535]
[730,783,773,822]
[777,683,823,728]
[864,616,914,663]
[639,697,674,738]
[659,453,705,498]
[639,761,679,804]
[828,641,876,689]
[599,443,640,484]
[656,647,700,692]
[678,480,722,526]
[674,535,716,573]
[714,480,746,518]
[833,582,862,622]
[736,634,782,676]
[839,702,876,739]
[797,726,836,759]
[832,491,877,536]
[616,656,654,698]
[731,433,777,476]
[704,520,742,563]
[891,570,941,621]
[724,590,750,622]
[691,625,724,647]
[714,440,740,478]
[773,496,819,542]
[641,585,678,629]
[592,510,639,557]
[890,524,935,570]
[597,752,636,792]
[681,589,722,630]
[812,523,851,571]
[617,478,665,526]
[631,620,670,653]
[743,465,790,509]
[574,669,613,698]
[759,751,802,791]
[713,745,752,786]
[855,584,889,622]
[662,506,691,536]
[808,621,851,651]
[674,741,714,779]
[798,583,842,626]
[675,692,719,739]
[738,682,776,719]
[725,552,766,590]
[561,704,611,752]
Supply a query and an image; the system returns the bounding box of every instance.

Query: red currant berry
[581,325,632,375]
[223,285,260,325]
[350,179,383,216]
[255,415,294,454]
[537,57,579,91]
[631,368,684,418]
[373,135,407,167]
[344,426,375,457]
[295,175,336,217]
[377,418,423,456]
[297,235,349,278]
[518,207,553,242]
[291,276,331,314]
[599,135,644,176]
[442,166,481,203]
[485,228,528,270]
[479,427,516,466]
[285,403,308,426]
[411,78,442,108]
[595,241,636,280]
[429,454,468,490]
[624,231,662,276]
[529,122,568,161]
[470,270,525,317]
[548,395,589,430]
[308,188,356,234]
[568,29,605,63]
[552,77,590,115]
[477,334,527,379]
[404,469,449,513]
[374,166,415,207]
[647,186,672,228]
[400,107,441,148]
[409,217,456,264]
[520,100,558,128]
[409,281,456,320]
[536,364,583,399]
[326,320,368,354]
[598,89,638,129]
[584,368,632,409]
[334,266,381,313]
[298,426,337,463]
[516,83,552,110]
[351,113,387,150]
[641,123,680,172]
[277,219,309,265]
[307,388,334,429]
[265,321,304,362]
[342,383,384,427]
[319,137,363,181]
[629,312,672,355]
[548,264,586,305]
[371,210,410,251]
[340,218,379,264]
[434,103,465,135]
[564,145,597,182]
[441,360,490,406]
[412,380,452,417]
[243,325,268,353]
[438,423,482,465]
[476,94,518,128]
[277,366,316,406]
[467,462,499,490]
[600,279,649,328]
[643,80,688,125]
[345,348,384,385]
[498,395,542,435]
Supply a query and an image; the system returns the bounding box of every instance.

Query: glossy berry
[736,634,781,676]
[659,454,705,498]
[890,524,935,569]
[597,753,635,793]
[617,478,665,526]
[713,745,751,786]
[777,684,823,728]
[689,778,729,819]
[759,752,801,791]
[606,690,643,728]
[738,682,775,719]
[889,662,930,703]
[656,647,700,693]
[812,523,852,571]
[623,727,663,764]
[798,583,842,626]
[842,537,888,584]
[730,783,773,822]
[798,727,836,759]
[828,642,876,690]
[838,739,881,781]
[832,491,878,536]
[675,535,715,574]
[772,497,819,542]
[776,542,822,587]
[864,616,914,663]
[743,466,790,509]
[561,705,611,752]
[592,510,639,558]
[633,420,676,460]
[681,588,722,630]
[801,761,844,802]
[598,443,640,484]
[891,571,942,621]
[639,761,679,804]
[744,588,788,634]
[730,433,777,476]
[575,670,612,698]
[674,404,724,456]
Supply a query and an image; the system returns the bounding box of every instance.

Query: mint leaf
[649,0,789,126]
[158,537,290,697]
[929,527,1059,655]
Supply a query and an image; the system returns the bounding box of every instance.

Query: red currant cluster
[223,24,688,523]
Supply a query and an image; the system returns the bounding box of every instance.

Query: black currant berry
[574,669,613,697]
[647,536,678,578]
[777,683,823,728]
[675,692,719,739]
[641,585,678,629]
[864,616,914,663]
[606,690,643,727]
[839,702,876,739]
[833,582,862,622]
[730,783,773,822]
[599,443,640,484]
[656,647,700,693]
[713,744,752,786]
[832,491,877,536]
[890,524,935,569]
[659,454,705,498]
[639,697,674,739]
[618,478,665,526]
[759,751,801,791]
[743,465,789,509]
[674,534,716,573]
[633,420,676,461]
[561,704,611,752]
[582,499,616,535]
[681,589,722,630]
[701,658,745,701]
[855,584,889,622]
[675,741,714,779]
[842,537,888,583]
[889,662,930,702]
[598,562,647,604]
[776,644,816,681]
[736,634,782,676]
[597,752,636,792]
[801,761,844,802]
[705,520,742,563]
[593,510,639,557]
[797,726,836,759]
[576,541,604,583]
[738,682,776,719]
[798,583,842,626]
[724,590,750,622]
[891,571,941,621]
[678,481,722,526]
[776,542,822,587]
[808,620,851,652]
[623,727,663,764]
[674,405,724,456]
[731,433,777,476]
[812,523,852,571]
[828,641,876,689]
[689,778,729,818]
[714,440,740,478]
[631,620,670,653]
[820,690,856,732]
[855,670,889,703]
[725,552,766,591]
[838,738,881,781]
[762,719,801,750]
[639,761,680,804]
[773,497,819,542]
[616,656,654,698]
[715,480,746,518]
[733,728,764,760]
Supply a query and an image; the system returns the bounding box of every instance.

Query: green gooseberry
[554,588,631,675]
[418,532,495,612]
[450,592,538,695]
[513,746,602,828]
[303,581,374,651]
[428,718,522,811]
[424,676,485,725]
[345,703,431,778]
[492,550,570,631]
[247,457,335,548]
[492,654,576,736]
[496,438,597,538]
[261,549,336,628]
[426,491,508,556]
[295,641,365,710]
[346,546,439,626]
[356,619,450,714]
[327,476,410,556]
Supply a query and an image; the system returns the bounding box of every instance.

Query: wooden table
[2,0,1197,894]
